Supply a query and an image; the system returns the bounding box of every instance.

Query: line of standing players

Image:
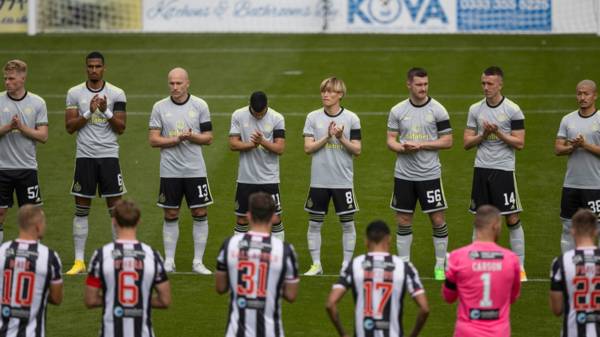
[0,51,599,336]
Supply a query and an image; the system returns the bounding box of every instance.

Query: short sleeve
[229,112,241,136]
[153,250,168,284]
[284,243,299,283]
[198,100,211,124]
[351,113,361,131]
[334,260,354,289]
[387,109,399,131]
[85,249,102,288]
[35,99,48,127]
[49,250,63,284]
[405,262,425,297]
[274,114,285,133]
[550,256,564,291]
[113,90,127,112]
[303,114,314,137]
[149,104,162,130]
[466,108,478,130]
[434,105,452,134]
[216,238,230,272]
[557,116,568,139]
[66,90,78,110]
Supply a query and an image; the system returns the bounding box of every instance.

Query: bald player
[149,67,214,274]
[555,80,600,253]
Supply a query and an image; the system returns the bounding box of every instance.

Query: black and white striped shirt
[551,247,600,337]
[0,239,62,337]
[217,232,299,337]
[86,240,168,337]
[335,252,424,337]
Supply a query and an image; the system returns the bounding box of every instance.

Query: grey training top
[557,110,600,189]
[66,81,126,158]
[149,95,212,178]
[0,91,48,170]
[229,106,285,184]
[388,97,452,181]
[466,97,525,171]
[303,107,361,189]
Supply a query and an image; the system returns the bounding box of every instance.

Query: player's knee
[507,219,522,230]
[163,208,180,220]
[429,211,445,226]
[191,207,207,218]
[506,214,520,227]
[395,212,412,225]
[75,204,90,217]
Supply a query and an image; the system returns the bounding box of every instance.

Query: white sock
[307,220,322,265]
[192,216,208,263]
[561,218,574,253]
[508,221,525,266]
[272,221,285,241]
[73,216,89,261]
[108,207,116,241]
[163,218,179,261]
[0,223,4,243]
[396,225,413,262]
[433,223,449,268]
[341,220,356,264]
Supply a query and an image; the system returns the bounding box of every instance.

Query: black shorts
[235,183,282,216]
[469,167,522,215]
[71,158,126,198]
[304,187,358,215]
[158,177,213,209]
[560,187,600,219]
[390,177,447,214]
[0,169,42,208]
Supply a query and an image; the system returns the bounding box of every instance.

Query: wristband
[103,109,114,120]
[82,110,92,120]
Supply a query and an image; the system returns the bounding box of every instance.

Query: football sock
[272,221,284,241]
[396,224,413,262]
[433,223,449,268]
[73,205,90,261]
[560,218,574,253]
[192,215,208,263]
[340,214,356,264]
[307,213,324,265]
[508,220,525,266]
[163,217,179,261]
[234,221,249,234]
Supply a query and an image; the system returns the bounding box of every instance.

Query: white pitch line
[1,46,597,54]
[46,109,567,116]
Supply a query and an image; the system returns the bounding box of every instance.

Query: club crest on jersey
[425,113,434,123]
[592,123,600,132]
[175,120,185,130]
[24,107,33,115]
[497,113,508,122]
[188,110,197,118]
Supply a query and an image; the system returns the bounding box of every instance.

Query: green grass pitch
[3,33,600,336]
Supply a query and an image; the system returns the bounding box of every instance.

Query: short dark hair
[407,67,428,81]
[86,51,105,64]
[249,192,275,223]
[483,66,503,78]
[572,209,598,237]
[250,91,268,113]
[112,199,141,228]
[474,205,501,230]
[366,220,390,244]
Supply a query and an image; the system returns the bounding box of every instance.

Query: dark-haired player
[463,66,527,281]
[216,192,299,337]
[387,67,452,280]
[326,220,429,337]
[229,91,286,240]
[85,199,171,337]
[65,51,127,275]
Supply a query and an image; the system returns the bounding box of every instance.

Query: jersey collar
[86,80,106,93]
[324,106,344,118]
[7,91,27,101]
[578,109,598,119]
[409,96,431,108]
[485,96,505,109]
[171,94,191,106]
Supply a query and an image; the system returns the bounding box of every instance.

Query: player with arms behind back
[85,199,171,337]
[550,209,600,337]
[443,205,521,337]
[216,192,299,337]
[0,205,62,337]
[326,220,429,337]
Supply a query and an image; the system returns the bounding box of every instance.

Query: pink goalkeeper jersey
[442,241,521,337]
